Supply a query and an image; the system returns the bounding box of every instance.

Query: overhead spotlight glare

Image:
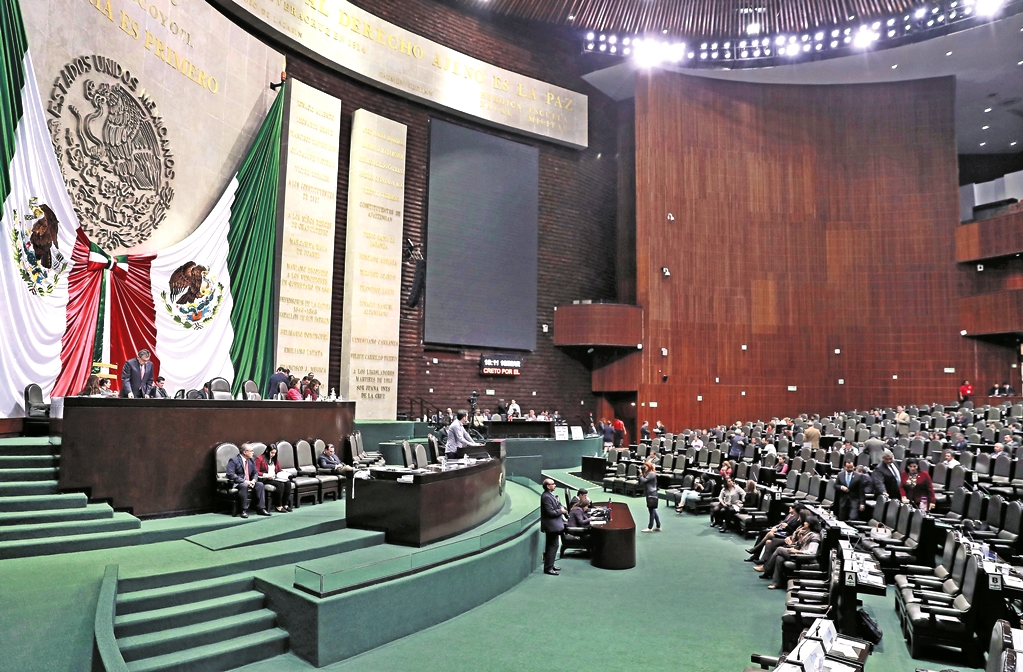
[701,42,709,49]
[844,35,851,43]
[938,15,945,21]
[609,35,617,44]
[700,51,708,59]
[961,330,968,336]
[983,125,989,130]
[711,42,718,49]
[753,48,762,56]
[831,29,839,37]
[609,45,617,53]
[980,142,987,146]
[599,43,606,51]
[586,32,595,40]
[905,24,911,30]
[764,47,771,55]
[568,14,575,19]
[742,50,750,57]
[950,10,957,16]
[586,42,594,50]
[711,51,719,58]
[785,43,799,55]
[1012,142,1018,146]
[776,35,787,45]
[815,43,822,50]
[915,7,927,18]
[888,30,896,36]
[802,34,810,41]
[887,18,896,25]
[830,40,838,47]
[815,32,824,40]
[623,37,631,45]
[946,51,953,55]
[661,267,671,277]
[927,20,934,26]
[871,21,880,29]
[802,43,810,51]
[739,40,747,47]
[976,0,1002,15]
[623,47,631,55]
[662,28,668,33]
[789,35,797,43]
[932,6,939,12]
[747,22,761,35]
[724,41,731,48]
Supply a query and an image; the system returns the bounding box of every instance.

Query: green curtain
[0,0,29,205]
[227,85,285,395]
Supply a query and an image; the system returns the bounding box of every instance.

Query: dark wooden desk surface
[58,397,355,517]
[590,501,636,569]
[346,458,505,546]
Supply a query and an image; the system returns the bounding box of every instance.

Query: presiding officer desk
[346,455,505,546]
[54,397,355,517]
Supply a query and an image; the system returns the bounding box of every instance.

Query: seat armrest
[900,564,934,574]
[920,605,965,618]
[970,530,998,539]
[750,654,780,669]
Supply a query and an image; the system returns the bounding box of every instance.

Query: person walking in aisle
[639,461,661,532]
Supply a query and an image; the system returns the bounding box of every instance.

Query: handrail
[408,397,443,421]
[94,564,129,672]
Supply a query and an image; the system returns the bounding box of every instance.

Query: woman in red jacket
[900,458,936,511]
[255,444,293,513]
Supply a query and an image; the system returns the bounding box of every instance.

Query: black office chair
[209,377,233,400]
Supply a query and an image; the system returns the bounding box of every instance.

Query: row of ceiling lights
[582,0,1008,67]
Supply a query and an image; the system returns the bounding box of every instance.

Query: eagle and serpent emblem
[159,261,225,330]
[48,56,174,253]
[9,198,68,296]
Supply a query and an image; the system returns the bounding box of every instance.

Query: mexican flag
[0,0,78,417]
[0,0,283,413]
[49,88,285,398]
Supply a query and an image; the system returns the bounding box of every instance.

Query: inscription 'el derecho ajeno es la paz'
[339,110,406,419]
[211,0,588,149]
[276,79,343,388]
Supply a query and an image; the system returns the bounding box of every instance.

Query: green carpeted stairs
[116,572,288,672]
[0,438,141,559]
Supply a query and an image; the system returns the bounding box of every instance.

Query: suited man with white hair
[120,349,154,398]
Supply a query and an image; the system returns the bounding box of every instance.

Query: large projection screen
[423,120,539,351]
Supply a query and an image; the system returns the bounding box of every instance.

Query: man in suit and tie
[835,459,867,521]
[266,366,289,398]
[150,376,169,399]
[540,478,567,575]
[226,443,270,518]
[871,450,902,500]
[120,349,154,398]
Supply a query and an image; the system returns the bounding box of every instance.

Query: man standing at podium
[540,479,567,575]
[120,349,154,398]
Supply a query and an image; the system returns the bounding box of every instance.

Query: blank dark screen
[423,120,538,350]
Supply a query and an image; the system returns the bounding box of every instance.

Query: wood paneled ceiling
[454,0,918,39]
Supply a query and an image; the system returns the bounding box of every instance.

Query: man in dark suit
[120,349,154,398]
[226,443,270,518]
[266,366,289,398]
[835,459,866,521]
[150,376,169,399]
[871,450,902,500]
[540,478,567,575]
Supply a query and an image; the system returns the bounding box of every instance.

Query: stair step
[118,609,277,662]
[126,628,287,672]
[0,480,58,496]
[0,493,87,512]
[0,502,112,526]
[0,443,58,456]
[0,467,58,482]
[115,591,266,638]
[0,528,140,560]
[0,455,58,468]
[0,511,137,541]
[117,574,255,616]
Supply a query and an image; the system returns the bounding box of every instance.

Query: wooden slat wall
[552,303,643,346]
[956,210,1023,262]
[961,291,1023,336]
[631,70,1013,430]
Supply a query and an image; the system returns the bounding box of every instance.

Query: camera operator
[446,409,482,457]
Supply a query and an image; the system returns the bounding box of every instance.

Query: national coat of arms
[47,55,175,253]
[159,261,224,329]
[9,197,68,296]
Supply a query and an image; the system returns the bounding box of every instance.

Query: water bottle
[981,542,990,559]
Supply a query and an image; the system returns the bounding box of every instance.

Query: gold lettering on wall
[275,79,343,386]
[339,110,407,416]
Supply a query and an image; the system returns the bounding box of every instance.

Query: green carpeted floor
[0,469,986,672]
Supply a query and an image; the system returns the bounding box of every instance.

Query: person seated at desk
[317,444,354,476]
[746,504,803,563]
[941,449,961,469]
[1001,382,1017,396]
[79,375,103,397]
[568,487,590,510]
[283,377,302,401]
[567,500,592,528]
[151,376,169,399]
[674,473,709,513]
[507,399,521,417]
[445,410,482,457]
[226,443,270,518]
[256,444,292,513]
[710,477,743,532]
